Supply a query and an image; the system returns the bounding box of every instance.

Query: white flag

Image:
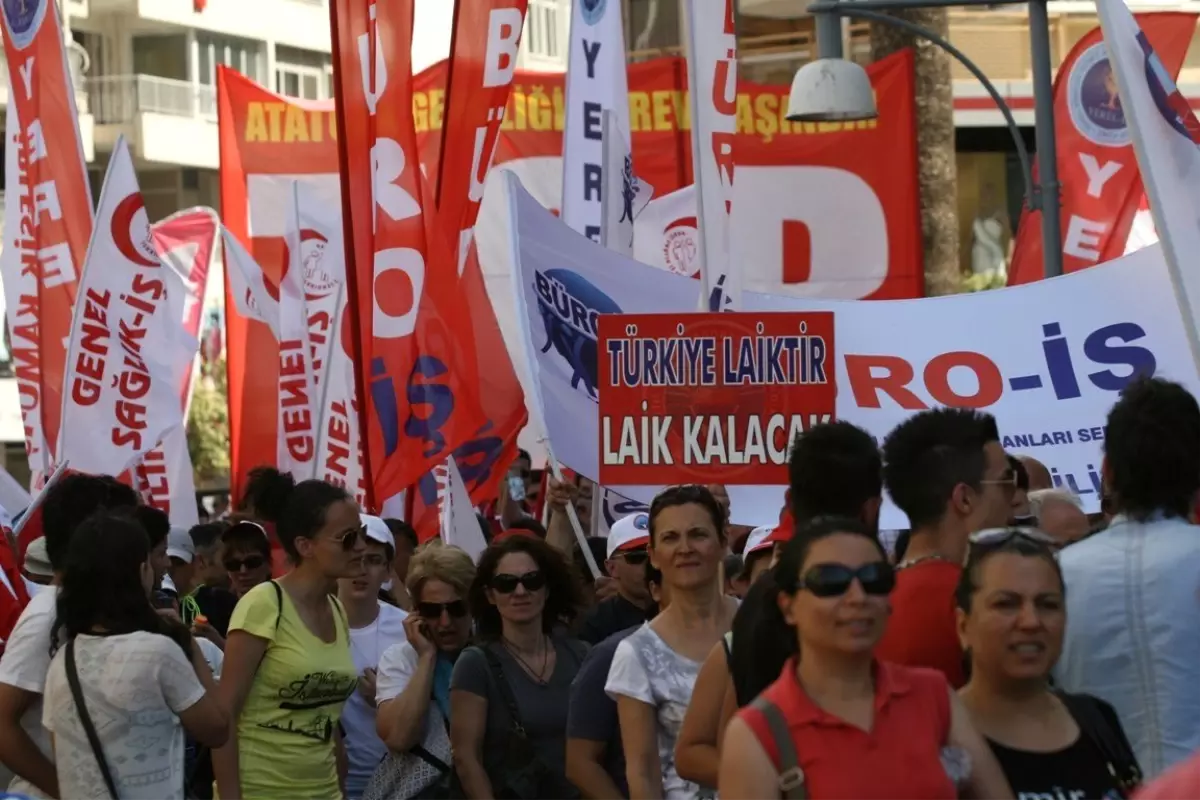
[683,0,739,311]
[222,227,280,335]
[441,457,488,562]
[561,0,630,241]
[59,136,198,475]
[1098,0,1200,364]
[277,183,320,482]
[600,110,653,257]
[633,184,703,277]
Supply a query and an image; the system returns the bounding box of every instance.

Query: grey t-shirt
[451,637,588,796]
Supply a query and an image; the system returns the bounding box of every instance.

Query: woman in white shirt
[338,515,410,799]
[42,510,229,800]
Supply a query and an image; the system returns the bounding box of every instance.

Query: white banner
[600,110,652,257]
[561,0,630,241]
[59,137,198,476]
[276,183,320,482]
[682,0,739,310]
[504,172,1200,527]
[1099,0,1200,371]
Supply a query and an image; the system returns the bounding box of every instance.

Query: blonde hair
[406,539,476,600]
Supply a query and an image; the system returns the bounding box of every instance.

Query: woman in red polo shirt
[718,517,1013,799]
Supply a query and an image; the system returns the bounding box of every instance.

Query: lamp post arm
[809,3,1037,213]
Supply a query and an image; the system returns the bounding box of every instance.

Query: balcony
[85,74,217,169]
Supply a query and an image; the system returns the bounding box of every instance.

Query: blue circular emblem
[633,513,649,530]
[1137,31,1200,144]
[2,0,48,51]
[1067,43,1130,148]
[580,0,606,26]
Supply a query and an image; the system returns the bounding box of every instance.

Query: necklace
[897,553,956,571]
[502,635,551,685]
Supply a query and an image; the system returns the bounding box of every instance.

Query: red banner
[1009,13,1194,283]
[0,0,94,476]
[217,52,920,501]
[597,312,836,486]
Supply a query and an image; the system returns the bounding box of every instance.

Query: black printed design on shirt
[276,670,358,710]
[257,713,336,743]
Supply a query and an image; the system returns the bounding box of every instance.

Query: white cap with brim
[166,526,195,564]
[23,537,52,579]
[361,514,395,552]
[743,525,775,558]
[606,513,651,560]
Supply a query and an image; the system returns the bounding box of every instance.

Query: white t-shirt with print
[43,631,206,800]
[0,587,58,798]
[343,601,409,799]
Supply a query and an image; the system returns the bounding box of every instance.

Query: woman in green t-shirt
[214,479,366,799]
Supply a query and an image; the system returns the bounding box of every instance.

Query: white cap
[606,513,650,560]
[23,537,52,578]
[166,526,195,564]
[361,514,395,552]
[743,525,775,557]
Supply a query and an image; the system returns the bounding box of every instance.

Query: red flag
[330,0,489,510]
[1008,13,1194,283]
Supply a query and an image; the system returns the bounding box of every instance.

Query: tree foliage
[187,359,230,487]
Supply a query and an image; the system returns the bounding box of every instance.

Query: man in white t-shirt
[0,474,140,798]
[336,514,409,800]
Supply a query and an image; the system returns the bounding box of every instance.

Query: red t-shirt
[875,560,965,688]
[739,658,955,799]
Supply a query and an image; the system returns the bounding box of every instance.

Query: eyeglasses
[418,600,469,619]
[616,550,648,565]
[333,526,365,551]
[980,473,1019,492]
[798,562,896,598]
[489,570,546,594]
[970,527,1060,548]
[224,554,267,573]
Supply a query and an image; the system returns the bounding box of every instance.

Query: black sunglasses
[489,571,546,594]
[225,554,267,573]
[418,600,469,619]
[617,550,648,565]
[798,562,896,598]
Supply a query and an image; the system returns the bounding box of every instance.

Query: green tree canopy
[187,360,230,488]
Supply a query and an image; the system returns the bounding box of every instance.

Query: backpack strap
[750,696,806,799]
[66,639,121,799]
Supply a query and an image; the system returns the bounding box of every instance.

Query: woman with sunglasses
[373,542,476,797]
[957,529,1141,799]
[451,535,587,799]
[719,517,1011,800]
[607,485,738,799]
[214,480,365,800]
[220,521,274,599]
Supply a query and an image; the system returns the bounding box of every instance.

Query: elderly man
[1029,488,1089,547]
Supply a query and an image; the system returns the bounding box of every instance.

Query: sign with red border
[598,312,836,485]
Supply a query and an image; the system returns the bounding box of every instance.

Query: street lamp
[788,0,1063,280]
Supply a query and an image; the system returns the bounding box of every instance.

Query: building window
[276,45,332,99]
[526,0,561,60]
[196,34,264,85]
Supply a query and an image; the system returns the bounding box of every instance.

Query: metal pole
[1028,0,1063,278]
[815,0,845,58]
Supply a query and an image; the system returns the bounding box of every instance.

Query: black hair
[43,474,140,571]
[955,532,1065,613]
[1104,377,1200,521]
[1009,455,1030,493]
[134,505,170,550]
[275,480,353,562]
[882,408,1001,529]
[773,516,888,595]
[648,484,726,544]
[53,511,191,659]
[731,572,795,707]
[644,556,663,617]
[507,517,548,538]
[189,520,230,554]
[788,421,882,526]
[517,449,532,465]
[575,537,611,580]
[220,520,272,560]
[471,534,585,638]
[238,466,296,523]
[893,529,912,563]
[384,518,419,552]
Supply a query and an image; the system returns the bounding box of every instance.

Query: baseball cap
[606,513,650,559]
[166,526,195,564]
[361,514,395,552]
[765,517,794,548]
[23,537,52,579]
[742,525,775,557]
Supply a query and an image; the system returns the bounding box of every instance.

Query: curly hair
[788,421,882,525]
[1104,377,1200,521]
[406,539,477,601]
[470,535,584,639]
[882,408,1000,529]
[237,466,296,523]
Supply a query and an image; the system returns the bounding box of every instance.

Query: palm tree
[870,11,960,296]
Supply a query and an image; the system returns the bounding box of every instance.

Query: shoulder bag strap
[65,639,121,799]
[1057,691,1141,795]
[749,696,806,800]
[270,579,284,631]
[480,645,528,738]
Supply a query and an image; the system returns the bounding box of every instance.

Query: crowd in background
[0,376,1196,798]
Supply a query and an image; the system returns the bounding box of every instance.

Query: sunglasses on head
[798,562,896,598]
[224,554,267,573]
[418,600,468,619]
[970,526,1059,548]
[489,570,546,594]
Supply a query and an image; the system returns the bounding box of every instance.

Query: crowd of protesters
[0,375,1197,798]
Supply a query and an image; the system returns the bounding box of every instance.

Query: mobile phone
[508,475,527,502]
[152,591,176,611]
